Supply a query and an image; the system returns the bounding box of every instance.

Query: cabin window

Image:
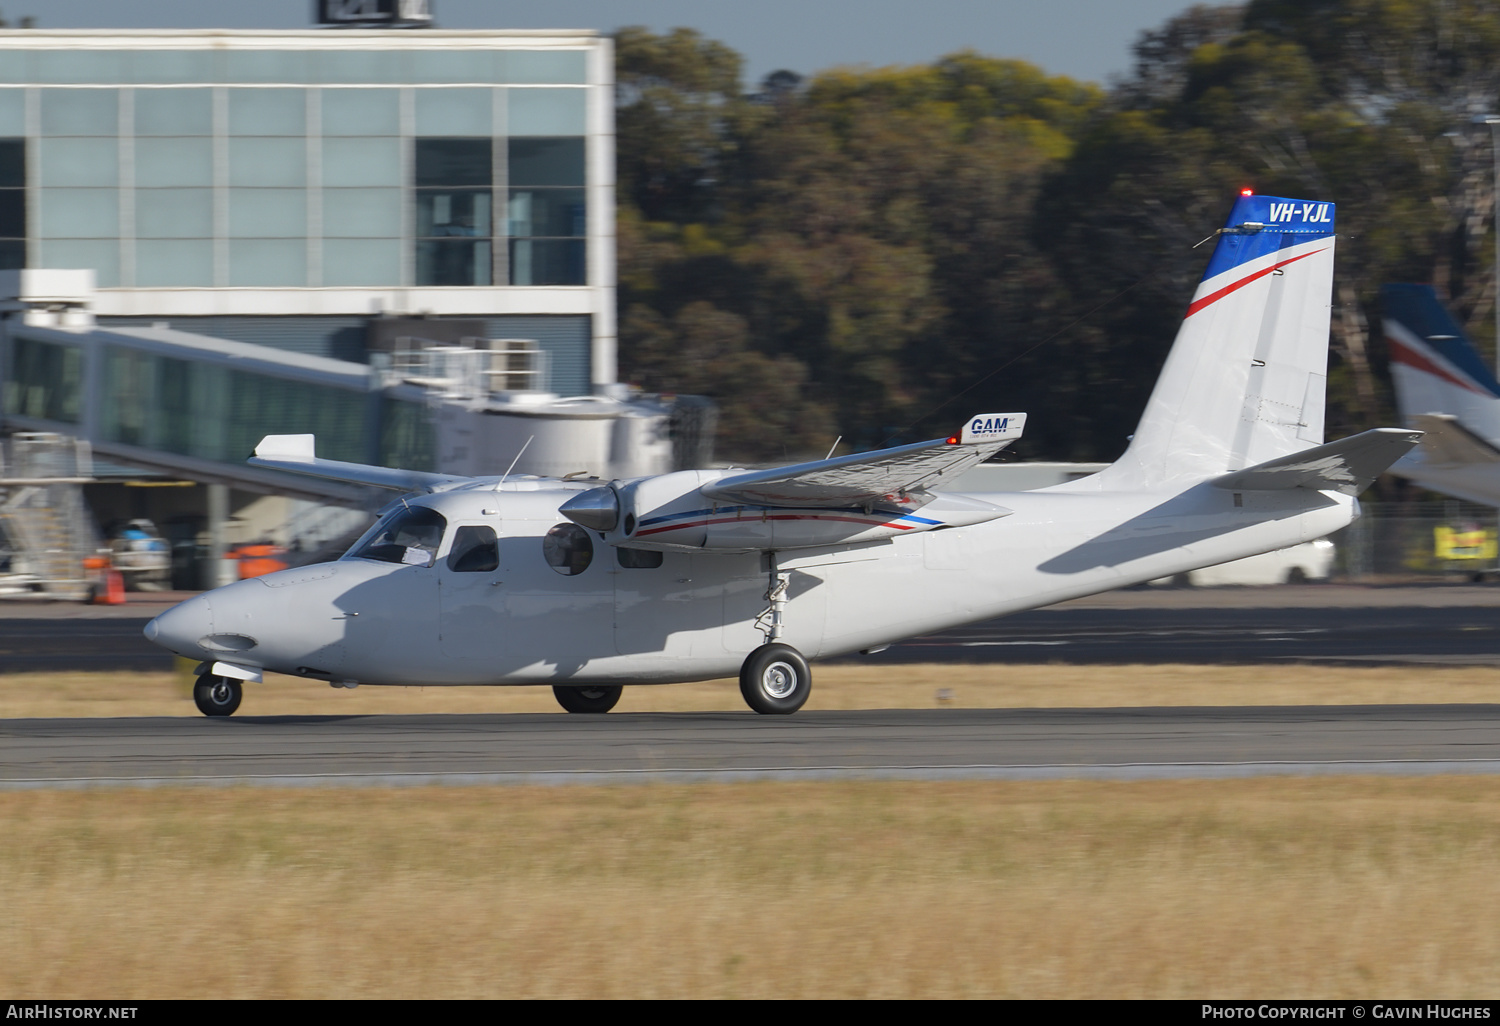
[617,547,663,569]
[543,523,593,576]
[447,525,499,572]
[350,505,447,567]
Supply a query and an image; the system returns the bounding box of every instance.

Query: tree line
[614,1,1500,465]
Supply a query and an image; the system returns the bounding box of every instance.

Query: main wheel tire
[193,674,243,717]
[739,643,811,715]
[552,684,622,714]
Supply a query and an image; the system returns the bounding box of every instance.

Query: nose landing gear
[193,674,243,717]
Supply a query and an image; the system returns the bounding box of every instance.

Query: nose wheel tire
[193,674,243,717]
[553,684,623,713]
[740,643,811,715]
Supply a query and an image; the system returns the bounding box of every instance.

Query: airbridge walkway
[2,315,422,505]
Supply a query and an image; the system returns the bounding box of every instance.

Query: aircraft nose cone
[144,594,212,656]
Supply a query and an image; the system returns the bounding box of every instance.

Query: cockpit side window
[447,525,499,572]
[349,506,447,567]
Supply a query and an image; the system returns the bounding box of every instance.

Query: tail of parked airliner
[1384,283,1500,446]
[1099,194,1337,490]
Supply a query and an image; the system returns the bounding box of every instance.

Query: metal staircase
[0,433,96,599]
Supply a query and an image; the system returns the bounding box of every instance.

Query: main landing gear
[553,684,623,713]
[193,673,243,717]
[739,643,811,715]
[739,554,812,714]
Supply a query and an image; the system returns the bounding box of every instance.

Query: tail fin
[1383,283,1500,446]
[1102,194,1336,489]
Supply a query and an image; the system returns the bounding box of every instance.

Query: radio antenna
[495,435,534,491]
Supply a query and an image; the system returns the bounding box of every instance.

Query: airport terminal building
[0,26,622,592]
[0,27,616,475]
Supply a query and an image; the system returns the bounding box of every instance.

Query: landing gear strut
[553,684,623,713]
[193,674,243,717]
[740,643,811,715]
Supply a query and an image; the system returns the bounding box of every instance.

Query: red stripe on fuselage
[1388,335,1492,396]
[1185,248,1327,317]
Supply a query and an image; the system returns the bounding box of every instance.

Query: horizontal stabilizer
[248,434,469,493]
[702,413,1025,508]
[1409,414,1500,466]
[1210,427,1421,496]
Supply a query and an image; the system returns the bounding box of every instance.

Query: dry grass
[3,778,1500,998]
[3,661,1500,719]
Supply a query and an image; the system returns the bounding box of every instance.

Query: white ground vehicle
[1152,538,1336,586]
[109,519,171,591]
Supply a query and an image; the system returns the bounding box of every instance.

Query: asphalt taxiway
[5,705,1500,789]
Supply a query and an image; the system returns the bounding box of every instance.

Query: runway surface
[6,585,1500,671]
[6,705,1500,789]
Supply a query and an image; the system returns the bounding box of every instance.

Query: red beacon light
[1240,188,1254,196]
[946,434,961,445]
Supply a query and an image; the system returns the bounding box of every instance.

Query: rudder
[1102,194,1336,489]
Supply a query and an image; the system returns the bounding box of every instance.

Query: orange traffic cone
[97,569,126,605]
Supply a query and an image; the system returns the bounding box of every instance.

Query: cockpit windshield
[348,506,447,567]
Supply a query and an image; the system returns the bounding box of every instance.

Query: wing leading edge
[248,434,470,493]
[701,413,1026,508]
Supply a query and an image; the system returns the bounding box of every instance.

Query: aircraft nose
[143,594,213,656]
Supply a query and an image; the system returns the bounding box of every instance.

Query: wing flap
[1210,427,1421,495]
[248,434,469,493]
[701,413,1025,508]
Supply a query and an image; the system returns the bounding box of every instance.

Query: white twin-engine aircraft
[146,193,1420,717]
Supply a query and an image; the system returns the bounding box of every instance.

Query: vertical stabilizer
[1102,194,1336,489]
[1383,283,1500,446]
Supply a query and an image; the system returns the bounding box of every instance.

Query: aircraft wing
[1409,414,1500,466]
[1210,427,1422,495]
[700,413,1025,508]
[247,434,470,493]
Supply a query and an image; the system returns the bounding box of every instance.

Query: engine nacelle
[560,470,1011,552]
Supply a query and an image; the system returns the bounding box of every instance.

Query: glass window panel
[37,188,117,239]
[0,52,26,84]
[416,239,491,286]
[135,239,213,287]
[136,188,212,238]
[322,187,401,237]
[229,238,306,286]
[320,88,400,135]
[224,51,309,84]
[38,138,117,187]
[0,139,23,188]
[0,91,25,136]
[134,137,212,188]
[408,50,497,84]
[507,188,584,238]
[133,88,212,136]
[228,136,305,188]
[127,50,217,85]
[317,51,404,85]
[508,239,584,286]
[508,88,586,136]
[380,396,435,470]
[0,190,23,237]
[228,88,305,135]
[228,188,306,238]
[416,189,491,238]
[508,137,584,186]
[40,88,118,135]
[322,237,401,286]
[32,51,125,85]
[37,238,120,287]
[321,136,400,187]
[501,51,587,85]
[415,138,490,187]
[4,337,83,423]
[0,239,22,269]
[415,88,491,136]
